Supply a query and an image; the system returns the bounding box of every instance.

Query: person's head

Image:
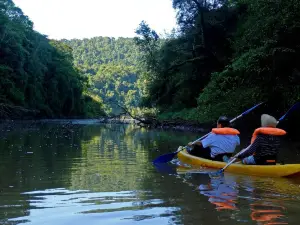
[261,114,278,127]
[217,116,230,128]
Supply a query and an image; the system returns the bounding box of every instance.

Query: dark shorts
[188,145,233,162]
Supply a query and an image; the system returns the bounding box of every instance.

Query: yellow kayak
[177,148,300,177]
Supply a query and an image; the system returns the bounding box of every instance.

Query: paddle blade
[153,162,177,175]
[152,151,178,164]
[209,169,224,178]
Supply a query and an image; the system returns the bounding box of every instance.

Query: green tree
[134,0,238,111]
[64,37,144,115]
[0,0,104,118]
[197,0,300,121]
[134,0,300,124]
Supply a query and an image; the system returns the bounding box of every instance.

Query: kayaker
[234,114,286,165]
[187,116,240,162]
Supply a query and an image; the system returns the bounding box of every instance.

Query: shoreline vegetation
[1,0,299,136]
[0,116,209,135]
[0,1,106,120]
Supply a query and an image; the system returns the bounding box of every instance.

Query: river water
[1,122,300,225]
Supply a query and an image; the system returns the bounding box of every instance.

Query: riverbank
[0,117,211,134]
[98,117,210,133]
[43,118,211,133]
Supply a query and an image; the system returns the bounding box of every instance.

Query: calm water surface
[1,122,300,225]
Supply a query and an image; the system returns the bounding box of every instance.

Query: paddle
[215,102,300,175]
[152,102,265,164]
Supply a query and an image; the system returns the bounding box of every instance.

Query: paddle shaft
[220,148,249,172]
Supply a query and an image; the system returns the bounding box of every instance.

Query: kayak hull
[177,148,300,177]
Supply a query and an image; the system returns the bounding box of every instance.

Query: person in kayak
[187,116,240,162]
[234,114,286,165]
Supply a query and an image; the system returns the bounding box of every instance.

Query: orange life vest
[250,127,286,144]
[211,127,240,135]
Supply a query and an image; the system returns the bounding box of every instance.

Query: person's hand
[235,157,241,162]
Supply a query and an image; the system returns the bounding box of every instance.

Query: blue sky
[13,0,178,40]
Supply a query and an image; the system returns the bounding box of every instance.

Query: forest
[63,0,300,126]
[134,0,300,124]
[1,0,300,126]
[63,37,144,115]
[0,0,105,119]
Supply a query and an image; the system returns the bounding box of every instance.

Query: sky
[13,0,178,40]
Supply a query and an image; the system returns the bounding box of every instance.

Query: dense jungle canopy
[1,0,300,124]
[63,37,143,115]
[133,0,300,122]
[0,0,104,118]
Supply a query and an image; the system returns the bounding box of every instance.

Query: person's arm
[188,134,214,148]
[236,136,261,159]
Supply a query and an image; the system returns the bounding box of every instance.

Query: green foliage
[63,37,139,68]
[134,0,300,123]
[64,36,145,116]
[157,108,200,122]
[197,0,300,121]
[82,93,106,118]
[0,0,105,118]
[92,63,140,112]
[134,1,239,111]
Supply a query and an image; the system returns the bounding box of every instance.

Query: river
[0,122,300,225]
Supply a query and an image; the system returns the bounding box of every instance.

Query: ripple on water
[8,188,180,225]
[2,123,300,225]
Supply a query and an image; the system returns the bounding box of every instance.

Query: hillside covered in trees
[4,0,299,125]
[63,38,145,115]
[134,0,300,123]
[0,0,105,119]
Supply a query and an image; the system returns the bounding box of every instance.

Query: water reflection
[0,123,187,225]
[1,122,300,225]
[175,165,300,224]
[198,175,238,211]
[250,204,287,225]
